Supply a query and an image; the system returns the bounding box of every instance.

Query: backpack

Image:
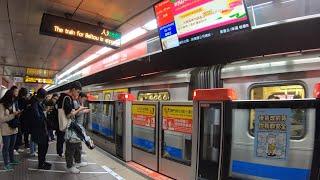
[47,105,59,130]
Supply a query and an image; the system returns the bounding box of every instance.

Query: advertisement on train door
[132,104,156,128]
[162,105,193,134]
[254,108,292,160]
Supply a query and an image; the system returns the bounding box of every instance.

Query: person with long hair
[0,89,21,171]
[10,86,24,155]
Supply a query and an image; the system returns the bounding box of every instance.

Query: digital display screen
[154,0,251,50]
[40,13,121,48]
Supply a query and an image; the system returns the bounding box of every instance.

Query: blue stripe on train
[91,122,113,137]
[232,160,310,180]
[163,146,182,159]
[132,137,183,160]
[133,137,155,152]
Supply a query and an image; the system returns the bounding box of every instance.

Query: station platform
[0,141,148,180]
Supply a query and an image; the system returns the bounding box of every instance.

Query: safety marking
[101,165,125,180]
[27,159,96,165]
[46,154,87,157]
[0,169,13,172]
[28,168,108,174]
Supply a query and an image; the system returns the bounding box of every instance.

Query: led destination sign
[40,13,121,48]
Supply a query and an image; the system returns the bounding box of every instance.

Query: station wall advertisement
[154,0,251,50]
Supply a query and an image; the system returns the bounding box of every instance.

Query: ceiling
[0,0,158,85]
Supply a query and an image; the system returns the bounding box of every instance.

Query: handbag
[58,96,72,132]
[7,103,20,129]
[7,117,20,129]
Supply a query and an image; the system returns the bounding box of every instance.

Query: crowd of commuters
[0,81,93,173]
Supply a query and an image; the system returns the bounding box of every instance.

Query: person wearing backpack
[56,81,88,173]
[0,89,22,171]
[29,88,52,170]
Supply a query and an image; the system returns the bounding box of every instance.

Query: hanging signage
[162,105,193,134]
[40,13,121,48]
[132,104,156,128]
[154,0,250,50]
[24,76,54,84]
[26,68,57,78]
[254,108,291,160]
[138,90,170,101]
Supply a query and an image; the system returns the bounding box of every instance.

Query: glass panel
[245,0,320,28]
[229,108,315,180]
[115,102,124,158]
[249,84,306,139]
[101,102,114,140]
[198,103,221,180]
[161,105,193,166]
[132,104,156,154]
[89,102,100,132]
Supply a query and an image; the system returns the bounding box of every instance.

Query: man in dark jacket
[30,88,51,170]
[44,93,59,141]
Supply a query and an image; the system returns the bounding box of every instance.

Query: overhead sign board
[26,68,57,78]
[24,76,54,84]
[154,0,251,50]
[40,13,121,48]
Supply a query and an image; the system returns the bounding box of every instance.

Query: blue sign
[159,22,177,39]
[254,108,291,160]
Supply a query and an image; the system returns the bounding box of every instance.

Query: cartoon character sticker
[254,109,291,160]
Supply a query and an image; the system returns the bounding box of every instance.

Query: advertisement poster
[254,108,292,160]
[162,105,193,134]
[132,105,156,128]
[154,0,250,50]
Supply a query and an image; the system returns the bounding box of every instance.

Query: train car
[221,52,320,179]
[77,51,320,179]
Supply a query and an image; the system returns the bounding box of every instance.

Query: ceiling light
[121,27,147,45]
[143,19,158,31]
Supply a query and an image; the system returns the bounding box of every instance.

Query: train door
[159,102,193,179]
[131,101,159,171]
[114,93,134,161]
[192,89,236,180]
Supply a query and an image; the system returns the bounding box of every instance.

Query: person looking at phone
[0,89,22,171]
[56,81,88,173]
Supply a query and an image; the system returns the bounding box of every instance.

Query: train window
[132,104,157,154]
[161,105,193,166]
[249,83,306,139]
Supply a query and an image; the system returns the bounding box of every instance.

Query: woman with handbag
[0,89,21,171]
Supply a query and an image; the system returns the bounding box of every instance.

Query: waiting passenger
[29,88,51,170]
[45,93,59,141]
[74,92,91,154]
[17,88,30,149]
[0,89,21,171]
[10,86,24,155]
[57,81,88,173]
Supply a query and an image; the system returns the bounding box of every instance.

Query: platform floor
[0,141,147,180]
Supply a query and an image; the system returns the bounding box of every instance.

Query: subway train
[78,51,320,180]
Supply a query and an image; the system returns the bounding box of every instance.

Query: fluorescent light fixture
[57,48,112,79]
[248,1,273,9]
[293,57,320,64]
[95,47,112,55]
[43,84,50,89]
[121,27,147,45]
[240,63,269,70]
[143,19,158,31]
[281,0,295,4]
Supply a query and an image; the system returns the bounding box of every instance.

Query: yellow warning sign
[132,104,155,116]
[163,106,193,120]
